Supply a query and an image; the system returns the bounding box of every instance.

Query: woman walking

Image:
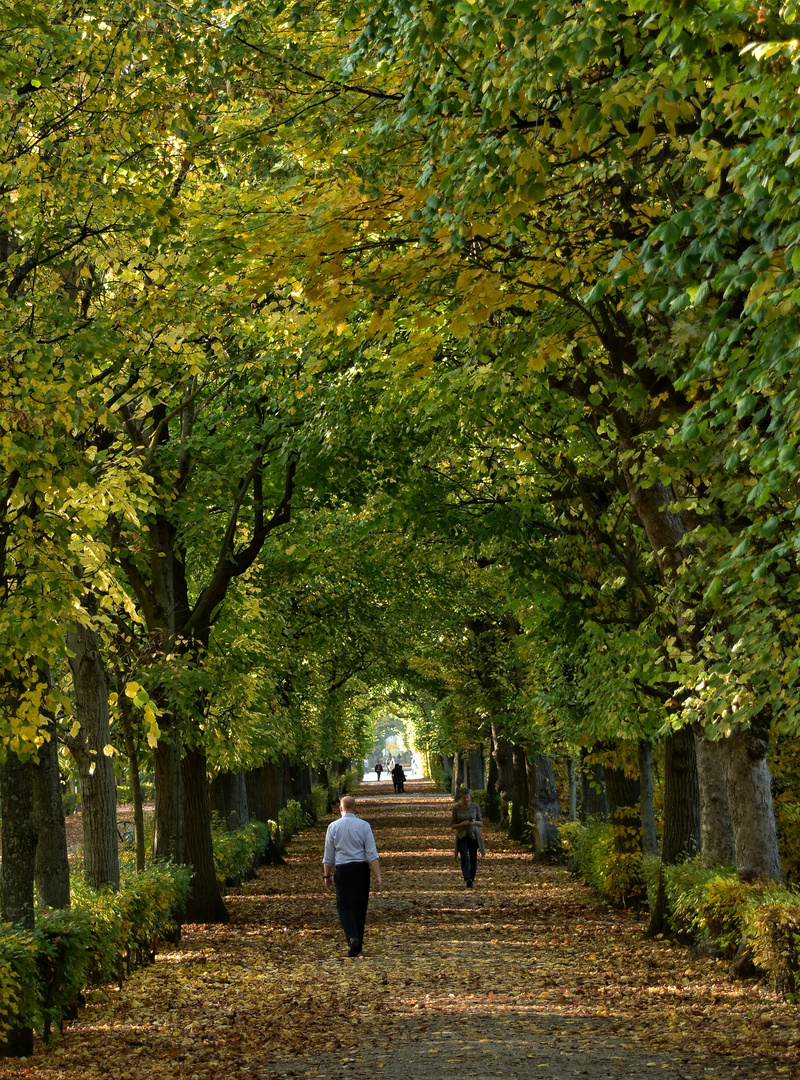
[450,786,485,887]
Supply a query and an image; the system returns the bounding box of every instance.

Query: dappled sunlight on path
[3,779,799,1080]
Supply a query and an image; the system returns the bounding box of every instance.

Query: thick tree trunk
[0,748,36,1057]
[260,759,286,821]
[639,741,659,857]
[245,768,267,823]
[580,750,609,821]
[718,717,782,881]
[648,725,701,935]
[491,727,514,829]
[182,748,229,924]
[466,747,485,791]
[32,720,70,909]
[153,726,185,864]
[209,771,249,831]
[451,751,467,795]
[526,754,560,855]
[662,726,701,864]
[509,744,529,842]
[693,724,735,867]
[605,763,641,856]
[0,749,37,928]
[66,616,119,891]
[290,762,312,813]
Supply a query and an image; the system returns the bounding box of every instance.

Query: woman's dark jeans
[457,836,478,883]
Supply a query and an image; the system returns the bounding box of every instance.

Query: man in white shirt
[322,795,382,957]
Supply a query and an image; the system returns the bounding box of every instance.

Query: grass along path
[3,779,799,1080]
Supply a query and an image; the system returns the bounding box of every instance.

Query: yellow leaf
[637,124,656,150]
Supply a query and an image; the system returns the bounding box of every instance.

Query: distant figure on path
[450,785,485,888]
[323,795,382,957]
[375,760,383,781]
[391,762,406,793]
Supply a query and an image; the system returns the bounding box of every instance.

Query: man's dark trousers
[334,861,371,945]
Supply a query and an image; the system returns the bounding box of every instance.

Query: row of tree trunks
[623,472,781,882]
[209,771,249,832]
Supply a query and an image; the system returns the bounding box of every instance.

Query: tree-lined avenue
[2,780,798,1080]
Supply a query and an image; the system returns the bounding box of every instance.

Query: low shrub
[212,817,272,887]
[279,799,311,841]
[662,862,746,953]
[310,783,330,820]
[747,890,800,998]
[562,818,646,908]
[0,861,191,1047]
[0,926,41,1043]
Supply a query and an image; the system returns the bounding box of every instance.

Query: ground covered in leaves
[4,780,800,1080]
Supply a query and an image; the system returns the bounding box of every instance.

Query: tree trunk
[719,716,782,881]
[639,740,659,857]
[290,762,312,813]
[580,750,609,821]
[509,744,528,842]
[0,747,36,1057]
[567,758,578,822]
[32,719,70,909]
[451,751,467,795]
[210,771,249,831]
[119,687,146,871]
[526,754,560,855]
[182,748,229,923]
[260,760,285,821]
[66,615,120,891]
[0,749,37,928]
[605,762,641,856]
[486,751,501,823]
[648,725,701,935]
[466,746,485,791]
[245,768,267,823]
[491,727,514,829]
[152,725,185,864]
[693,724,735,867]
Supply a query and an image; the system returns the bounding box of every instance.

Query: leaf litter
[2,780,799,1079]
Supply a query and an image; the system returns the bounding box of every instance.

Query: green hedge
[564,821,800,998]
[0,862,191,1045]
[212,817,272,887]
[560,819,646,907]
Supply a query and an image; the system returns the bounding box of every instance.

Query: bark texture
[491,728,514,829]
[693,725,735,867]
[182,748,229,923]
[526,754,560,855]
[580,751,609,821]
[0,749,37,928]
[32,720,70,909]
[604,763,641,856]
[509,744,529,842]
[638,741,659,857]
[648,726,701,936]
[719,718,782,881]
[66,615,120,891]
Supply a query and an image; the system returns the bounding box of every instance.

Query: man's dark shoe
[348,938,362,957]
[466,879,473,888]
